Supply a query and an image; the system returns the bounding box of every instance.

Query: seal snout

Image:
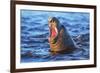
[48,17,58,38]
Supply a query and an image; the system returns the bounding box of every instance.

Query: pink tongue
[51,28,56,37]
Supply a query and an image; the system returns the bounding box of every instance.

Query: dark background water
[20,10,90,62]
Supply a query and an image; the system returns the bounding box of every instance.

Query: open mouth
[50,27,58,38]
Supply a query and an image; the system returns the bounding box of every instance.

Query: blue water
[21,10,90,63]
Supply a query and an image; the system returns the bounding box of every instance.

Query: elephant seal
[48,17,78,54]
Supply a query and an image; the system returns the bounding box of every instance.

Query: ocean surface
[21,10,90,63]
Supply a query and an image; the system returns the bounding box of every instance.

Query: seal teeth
[55,27,58,35]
